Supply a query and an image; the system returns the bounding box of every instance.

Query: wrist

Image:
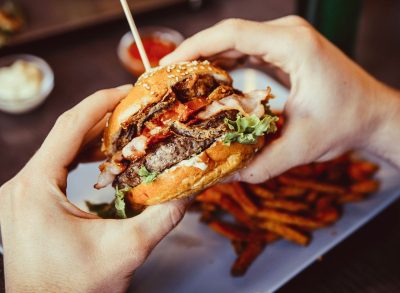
[361,82,400,167]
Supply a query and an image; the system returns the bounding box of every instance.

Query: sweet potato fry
[262,199,309,212]
[314,207,340,226]
[305,191,319,203]
[350,180,379,194]
[348,161,379,180]
[278,176,346,194]
[208,221,249,241]
[277,186,307,197]
[212,183,237,195]
[256,208,322,229]
[200,205,217,223]
[231,240,265,277]
[286,165,315,177]
[247,184,275,199]
[231,240,247,256]
[259,221,310,246]
[337,193,367,204]
[196,188,223,204]
[357,160,379,174]
[220,196,257,229]
[315,195,336,211]
[248,230,280,244]
[228,182,259,215]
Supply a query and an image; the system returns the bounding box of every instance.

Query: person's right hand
[161,16,400,182]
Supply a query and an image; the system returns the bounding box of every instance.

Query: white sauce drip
[169,155,208,172]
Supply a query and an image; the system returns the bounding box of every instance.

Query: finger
[77,144,105,163]
[68,114,110,171]
[81,114,109,147]
[263,15,310,27]
[160,19,295,70]
[237,120,321,183]
[34,85,132,173]
[68,144,105,172]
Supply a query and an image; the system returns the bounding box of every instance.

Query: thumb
[123,197,192,260]
[238,121,318,183]
[89,197,192,275]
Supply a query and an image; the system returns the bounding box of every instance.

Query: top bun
[103,61,232,155]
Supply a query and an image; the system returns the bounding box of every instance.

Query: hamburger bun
[97,60,277,210]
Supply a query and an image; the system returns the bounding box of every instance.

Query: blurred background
[0,0,399,292]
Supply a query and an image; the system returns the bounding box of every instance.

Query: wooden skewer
[119,0,151,72]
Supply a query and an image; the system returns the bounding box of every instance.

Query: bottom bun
[126,137,265,206]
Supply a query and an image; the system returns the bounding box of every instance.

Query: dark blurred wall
[356,0,400,88]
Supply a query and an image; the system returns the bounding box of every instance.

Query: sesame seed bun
[102,61,232,155]
[99,61,275,207]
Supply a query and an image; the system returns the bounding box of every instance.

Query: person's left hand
[0,86,190,293]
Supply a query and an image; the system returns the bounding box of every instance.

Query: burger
[95,60,278,218]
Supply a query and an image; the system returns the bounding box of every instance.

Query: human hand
[161,16,400,182]
[0,86,189,292]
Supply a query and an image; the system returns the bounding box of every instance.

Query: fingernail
[221,172,241,183]
[117,84,133,93]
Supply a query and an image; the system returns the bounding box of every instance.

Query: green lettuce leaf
[138,166,158,183]
[223,113,278,145]
[114,185,131,219]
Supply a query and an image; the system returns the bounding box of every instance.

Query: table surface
[0,0,399,292]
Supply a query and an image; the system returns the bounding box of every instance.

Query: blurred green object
[297,0,363,57]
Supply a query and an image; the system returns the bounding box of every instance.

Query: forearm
[364,83,400,168]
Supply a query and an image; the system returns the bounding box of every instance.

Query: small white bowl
[117,26,184,77]
[0,54,54,114]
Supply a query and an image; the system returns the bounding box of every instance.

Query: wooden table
[0,0,399,292]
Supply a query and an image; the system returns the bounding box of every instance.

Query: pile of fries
[190,154,379,276]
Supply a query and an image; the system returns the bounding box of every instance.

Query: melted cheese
[198,90,269,120]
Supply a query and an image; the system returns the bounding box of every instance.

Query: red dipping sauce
[128,36,177,69]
